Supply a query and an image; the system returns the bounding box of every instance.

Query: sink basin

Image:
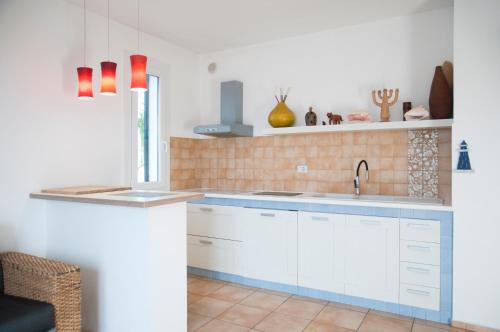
[109,191,174,198]
[252,191,303,197]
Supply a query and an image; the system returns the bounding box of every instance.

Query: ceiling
[66,0,453,53]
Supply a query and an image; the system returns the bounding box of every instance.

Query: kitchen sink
[252,191,303,197]
[109,191,174,198]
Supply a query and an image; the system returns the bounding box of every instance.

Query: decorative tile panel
[407,129,439,199]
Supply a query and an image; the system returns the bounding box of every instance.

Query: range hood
[194,81,253,137]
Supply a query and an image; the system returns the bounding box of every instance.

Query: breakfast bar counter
[31,189,203,332]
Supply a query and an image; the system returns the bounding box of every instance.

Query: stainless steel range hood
[194,81,253,137]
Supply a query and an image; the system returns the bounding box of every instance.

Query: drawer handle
[260,213,275,217]
[407,223,432,229]
[360,220,381,226]
[407,266,430,274]
[199,240,213,245]
[311,216,329,221]
[407,244,431,251]
[406,288,431,296]
[199,207,213,212]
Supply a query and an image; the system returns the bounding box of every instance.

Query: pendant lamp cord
[83,0,86,66]
[107,0,110,60]
[137,0,140,53]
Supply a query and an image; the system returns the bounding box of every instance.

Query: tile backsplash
[170,128,452,204]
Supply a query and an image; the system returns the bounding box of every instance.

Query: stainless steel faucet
[354,160,369,196]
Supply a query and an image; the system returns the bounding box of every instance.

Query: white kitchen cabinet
[242,208,298,285]
[187,204,243,241]
[344,215,399,303]
[298,212,346,293]
[187,235,242,275]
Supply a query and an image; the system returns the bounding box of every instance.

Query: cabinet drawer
[401,219,440,243]
[244,208,297,221]
[401,240,440,266]
[400,262,440,288]
[400,283,440,311]
[187,235,242,275]
[187,204,243,241]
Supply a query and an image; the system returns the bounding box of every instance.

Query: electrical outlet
[296,165,308,173]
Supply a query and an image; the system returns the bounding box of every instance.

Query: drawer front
[400,283,440,311]
[400,262,440,288]
[244,207,298,222]
[187,235,242,275]
[187,204,243,241]
[401,240,440,266]
[401,219,440,243]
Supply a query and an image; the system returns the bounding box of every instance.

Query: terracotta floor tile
[218,304,270,328]
[414,320,466,331]
[188,311,212,331]
[227,282,258,291]
[412,323,467,332]
[188,297,235,318]
[189,292,204,305]
[197,319,250,332]
[188,274,200,284]
[369,310,414,323]
[328,301,369,313]
[240,291,288,311]
[305,320,356,332]
[290,294,329,305]
[258,288,292,298]
[312,306,366,330]
[209,285,255,303]
[254,312,311,332]
[189,279,226,296]
[275,298,326,320]
[358,312,413,332]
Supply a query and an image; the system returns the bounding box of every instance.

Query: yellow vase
[268,102,295,128]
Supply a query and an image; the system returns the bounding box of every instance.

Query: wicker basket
[1,252,81,332]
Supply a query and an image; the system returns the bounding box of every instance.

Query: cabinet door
[345,215,399,303]
[243,208,298,285]
[187,235,242,275]
[298,212,346,294]
[187,204,243,241]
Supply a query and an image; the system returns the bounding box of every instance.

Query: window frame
[124,54,170,190]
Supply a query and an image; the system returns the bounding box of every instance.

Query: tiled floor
[187,274,468,332]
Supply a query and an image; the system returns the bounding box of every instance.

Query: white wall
[199,8,453,134]
[0,0,200,255]
[452,0,500,329]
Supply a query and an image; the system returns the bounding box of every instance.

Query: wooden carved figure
[327,113,343,125]
[372,88,399,122]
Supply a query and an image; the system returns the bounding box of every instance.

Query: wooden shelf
[260,119,453,136]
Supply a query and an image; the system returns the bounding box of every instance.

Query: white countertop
[183,189,453,212]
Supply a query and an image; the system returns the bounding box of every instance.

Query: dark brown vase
[429,66,453,119]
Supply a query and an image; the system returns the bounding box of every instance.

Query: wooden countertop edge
[29,192,205,208]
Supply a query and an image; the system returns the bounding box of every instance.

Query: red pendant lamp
[77,0,93,99]
[100,0,117,95]
[130,0,147,92]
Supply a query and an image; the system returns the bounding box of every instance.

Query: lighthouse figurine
[457,140,472,171]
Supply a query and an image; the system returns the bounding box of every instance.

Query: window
[137,75,159,183]
[128,60,169,190]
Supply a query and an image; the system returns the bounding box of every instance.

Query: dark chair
[0,252,81,332]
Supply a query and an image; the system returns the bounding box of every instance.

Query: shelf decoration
[77,0,93,99]
[130,0,148,92]
[100,0,117,95]
[268,87,295,127]
[327,113,343,125]
[455,140,474,172]
[372,88,399,122]
[429,64,453,119]
[305,107,317,126]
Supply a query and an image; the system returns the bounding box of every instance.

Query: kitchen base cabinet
[242,208,298,286]
[298,212,345,293]
[187,235,242,275]
[344,215,399,303]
